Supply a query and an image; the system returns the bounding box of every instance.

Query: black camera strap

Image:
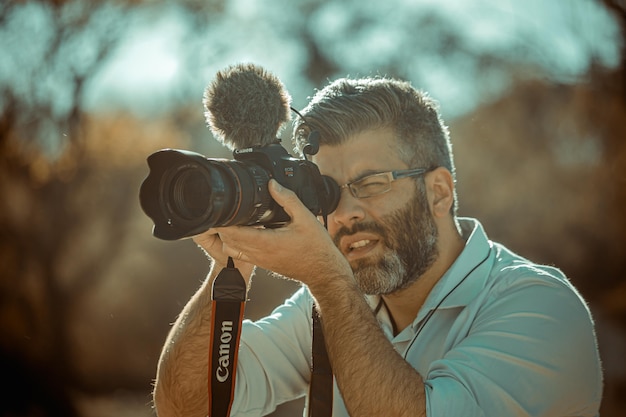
[308,305,333,417]
[208,257,246,417]
[305,198,334,417]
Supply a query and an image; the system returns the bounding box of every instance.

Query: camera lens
[140,149,278,239]
[139,147,339,240]
[169,167,211,220]
[161,160,244,230]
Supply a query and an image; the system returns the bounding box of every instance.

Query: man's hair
[292,76,457,214]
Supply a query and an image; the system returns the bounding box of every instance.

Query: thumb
[268,179,307,218]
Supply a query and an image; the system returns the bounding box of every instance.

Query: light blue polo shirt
[232,218,603,416]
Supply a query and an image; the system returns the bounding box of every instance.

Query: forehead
[312,127,407,181]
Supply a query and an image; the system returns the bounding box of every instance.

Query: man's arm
[215,180,428,416]
[153,266,215,417]
[153,232,255,417]
[309,273,428,416]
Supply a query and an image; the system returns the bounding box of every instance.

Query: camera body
[139,142,340,240]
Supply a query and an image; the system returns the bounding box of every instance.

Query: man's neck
[382,230,465,335]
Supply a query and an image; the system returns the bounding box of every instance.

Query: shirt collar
[367,217,494,329]
[415,217,494,323]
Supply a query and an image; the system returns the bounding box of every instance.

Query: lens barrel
[139,149,272,240]
[139,146,341,240]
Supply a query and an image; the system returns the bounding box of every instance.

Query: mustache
[332,221,389,248]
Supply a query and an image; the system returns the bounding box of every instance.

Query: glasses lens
[352,173,391,198]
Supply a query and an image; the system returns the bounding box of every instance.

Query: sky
[1,0,622,123]
[82,0,621,120]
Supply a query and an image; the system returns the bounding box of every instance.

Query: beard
[332,185,439,295]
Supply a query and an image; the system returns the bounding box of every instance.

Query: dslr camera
[139,142,341,240]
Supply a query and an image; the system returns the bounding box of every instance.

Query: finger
[220,240,237,257]
[268,179,310,219]
[223,246,249,263]
[215,225,263,253]
[193,229,219,249]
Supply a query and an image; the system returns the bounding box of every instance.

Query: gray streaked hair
[292,76,457,213]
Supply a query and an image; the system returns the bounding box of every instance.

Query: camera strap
[208,257,246,417]
[306,209,334,417]
[207,263,334,417]
[308,305,333,417]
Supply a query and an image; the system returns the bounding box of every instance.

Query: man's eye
[356,177,388,190]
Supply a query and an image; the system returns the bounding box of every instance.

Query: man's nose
[329,189,366,228]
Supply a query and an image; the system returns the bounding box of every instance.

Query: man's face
[313,128,439,295]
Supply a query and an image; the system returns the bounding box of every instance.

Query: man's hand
[193,228,255,282]
[212,179,353,286]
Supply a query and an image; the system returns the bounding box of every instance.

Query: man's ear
[427,167,455,218]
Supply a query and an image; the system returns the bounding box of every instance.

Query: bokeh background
[1,0,624,416]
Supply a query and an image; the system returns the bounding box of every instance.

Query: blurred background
[0,0,624,416]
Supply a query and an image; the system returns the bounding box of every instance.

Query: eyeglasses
[340,168,431,199]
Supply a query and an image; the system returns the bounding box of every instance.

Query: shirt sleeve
[424,267,603,417]
[230,287,313,416]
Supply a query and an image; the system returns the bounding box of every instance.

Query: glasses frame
[340,167,432,199]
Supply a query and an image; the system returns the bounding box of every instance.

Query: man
[153,77,603,416]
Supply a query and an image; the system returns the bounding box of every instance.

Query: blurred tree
[0,0,141,415]
[0,0,239,414]
[0,0,129,151]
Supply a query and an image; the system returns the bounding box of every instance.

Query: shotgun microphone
[203,63,292,150]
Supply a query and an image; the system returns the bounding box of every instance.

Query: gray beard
[352,251,408,295]
[337,186,439,295]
